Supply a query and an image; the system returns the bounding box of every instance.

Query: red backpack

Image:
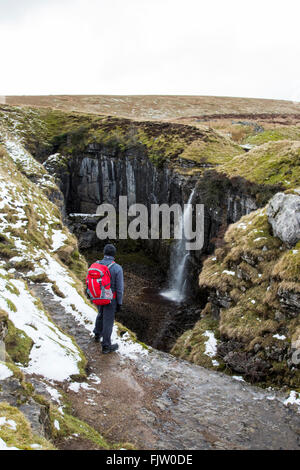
[86,261,115,305]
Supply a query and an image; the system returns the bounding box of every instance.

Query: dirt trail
[30,284,300,450]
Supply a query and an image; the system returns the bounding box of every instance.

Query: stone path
[31,284,300,450]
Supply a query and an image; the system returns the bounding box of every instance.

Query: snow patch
[273,334,286,340]
[51,230,67,252]
[284,391,300,409]
[54,419,60,431]
[0,437,20,450]
[0,363,13,381]
[0,417,17,431]
[222,270,235,276]
[203,331,218,359]
[232,375,245,382]
[0,275,83,382]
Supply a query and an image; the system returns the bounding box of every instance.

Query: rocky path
[32,284,300,450]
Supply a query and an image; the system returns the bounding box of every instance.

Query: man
[93,243,124,354]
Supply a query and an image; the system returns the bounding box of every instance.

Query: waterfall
[161,188,195,302]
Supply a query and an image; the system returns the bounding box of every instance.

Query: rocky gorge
[0,103,299,449]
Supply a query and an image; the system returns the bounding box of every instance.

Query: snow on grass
[203,330,218,363]
[51,230,67,252]
[68,382,96,393]
[89,373,101,385]
[0,134,148,382]
[0,437,20,450]
[39,254,149,360]
[4,138,42,175]
[0,274,83,382]
[222,270,235,276]
[113,330,149,360]
[232,375,245,382]
[0,417,17,431]
[273,334,286,340]
[0,363,13,381]
[84,399,97,406]
[54,420,60,431]
[2,136,57,193]
[30,443,42,449]
[41,253,97,329]
[253,389,300,413]
[44,383,63,406]
[284,391,300,410]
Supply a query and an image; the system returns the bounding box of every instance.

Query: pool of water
[139,287,181,305]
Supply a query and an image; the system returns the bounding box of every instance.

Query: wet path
[32,284,300,450]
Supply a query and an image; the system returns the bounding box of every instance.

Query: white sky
[0,0,300,100]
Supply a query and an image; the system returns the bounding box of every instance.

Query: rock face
[43,144,265,299]
[172,203,300,388]
[267,192,300,246]
[45,144,261,260]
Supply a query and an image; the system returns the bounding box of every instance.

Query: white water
[161,188,195,303]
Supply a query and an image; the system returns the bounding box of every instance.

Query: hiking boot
[94,335,102,343]
[102,343,119,354]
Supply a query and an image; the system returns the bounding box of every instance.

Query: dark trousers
[93,299,116,347]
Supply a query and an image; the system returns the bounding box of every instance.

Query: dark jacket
[98,255,124,305]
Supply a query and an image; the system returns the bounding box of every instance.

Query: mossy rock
[171,309,221,369]
[4,320,33,366]
[0,402,55,450]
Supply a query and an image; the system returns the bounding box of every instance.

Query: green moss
[171,310,221,368]
[49,406,110,449]
[272,240,300,281]
[5,281,20,296]
[245,126,300,146]
[0,308,8,323]
[219,140,300,189]
[28,273,51,283]
[10,259,35,272]
[1,105,243,171]
[0,234,18,259]
[5,320,33,366]
[68,249,88,283]
[0,402,55,450]
[179,135,242,165]
[51,282,65,298]
[175,205,300,388]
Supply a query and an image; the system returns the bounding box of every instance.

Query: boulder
[267,192,300,246]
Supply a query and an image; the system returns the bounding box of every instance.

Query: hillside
[5,95,300,122]
[0,102,299,450]
[0,131,146,449]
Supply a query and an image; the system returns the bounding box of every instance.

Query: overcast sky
[0,0,300,101]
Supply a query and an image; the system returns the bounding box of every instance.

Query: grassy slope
[1,102,300,393]
[172,207,300,388]
[0,104,242,170]
[219,140,300,189]
[0,140,124,449]
[5,95,300,121]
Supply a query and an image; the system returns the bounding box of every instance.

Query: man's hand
[116,303,122,312]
